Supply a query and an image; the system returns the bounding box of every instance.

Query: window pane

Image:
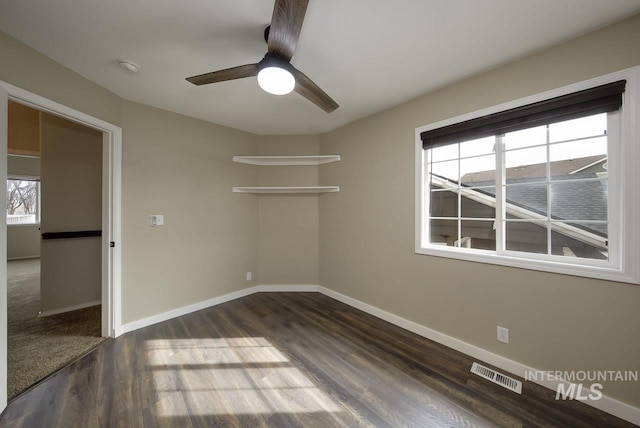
[460,154,495,187]
[461,189,495,218]
[429,159,458,182]
[6,179,39,225]
[430,190,457,217]
[505,183,547,219]
[460,220,496,250]
[505,221,548,254]
[549,180,607,221]
[460,136,495,158]
[549,137,607,178]
[430,219,457,246]
[505,146,547,183]
[504,125,546,150]
[430,144,458,162]
[549,113,606,143]
[550,222,608,260]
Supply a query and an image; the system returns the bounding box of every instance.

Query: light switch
[150,215,164,227]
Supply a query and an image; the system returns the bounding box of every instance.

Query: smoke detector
[118,60,140,74]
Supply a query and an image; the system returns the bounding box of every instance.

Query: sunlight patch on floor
[146,337,290,366]
[146,338,342,417]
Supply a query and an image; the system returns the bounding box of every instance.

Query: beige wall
[6,226,40,260]
[8,154,39,177]
[8,101,40,156]
[40,114,102,233]
[0,32,122,127]
[319,14,640,405]
[121,101,259,323]
[257,135,320,285]
[40,113,102,313]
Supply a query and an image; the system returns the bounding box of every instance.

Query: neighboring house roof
[489,174,607,236]
[461,155,606,184]
[431,156,609,248]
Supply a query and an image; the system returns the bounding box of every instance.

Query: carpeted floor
[7,258,107,398]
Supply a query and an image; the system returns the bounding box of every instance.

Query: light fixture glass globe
[257,66,295,95]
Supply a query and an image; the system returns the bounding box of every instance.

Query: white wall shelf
[232,155,340,166]
[233,186,340,194]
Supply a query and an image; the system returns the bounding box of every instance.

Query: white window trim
[415,66,640,284]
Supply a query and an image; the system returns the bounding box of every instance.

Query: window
[415,69,640,284]
[6,178,40,225]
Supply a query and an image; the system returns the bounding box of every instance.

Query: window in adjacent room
[6,178,40,225]
[415,69,640,284]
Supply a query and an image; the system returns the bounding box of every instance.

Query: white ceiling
[1,1,639,135]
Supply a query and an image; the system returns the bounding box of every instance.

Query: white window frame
[415,67,640,284]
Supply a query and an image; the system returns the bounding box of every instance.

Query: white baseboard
[115,287,258,336]
[114,285,318,336]
[317,286,640,426]
[254,284,319,293]
[38,300,101,317]
[113,284,639,425]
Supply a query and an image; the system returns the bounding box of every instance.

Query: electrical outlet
[246,272,252,281]
[497,326,509,344]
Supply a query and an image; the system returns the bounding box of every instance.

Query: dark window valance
[421,80,626,150]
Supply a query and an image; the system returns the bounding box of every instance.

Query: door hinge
[110,241,115,248]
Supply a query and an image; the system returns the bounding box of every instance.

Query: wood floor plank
[209,296,388,428]
[259,293,494,427]
[1,292,635,427]
[275,293,612,428]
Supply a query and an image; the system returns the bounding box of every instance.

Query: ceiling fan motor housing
[258,53,294,73]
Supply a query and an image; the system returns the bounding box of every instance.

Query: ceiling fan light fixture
[257,55,295,95]
[257,66,295,95]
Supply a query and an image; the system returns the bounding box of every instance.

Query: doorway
[0,81,121,412]
[6,102,106,397]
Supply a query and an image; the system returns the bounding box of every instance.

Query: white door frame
[0,81,121,412]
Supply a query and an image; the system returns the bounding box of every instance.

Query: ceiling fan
[186,0,339,113]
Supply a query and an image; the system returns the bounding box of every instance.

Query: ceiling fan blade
[268,0,309,61]
[186,64,258,86]
[292,67,339,113]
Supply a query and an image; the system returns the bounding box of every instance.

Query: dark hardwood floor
[0,292,634,427]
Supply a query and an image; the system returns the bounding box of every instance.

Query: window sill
[415,245,638,285]
[7,223,40,227]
